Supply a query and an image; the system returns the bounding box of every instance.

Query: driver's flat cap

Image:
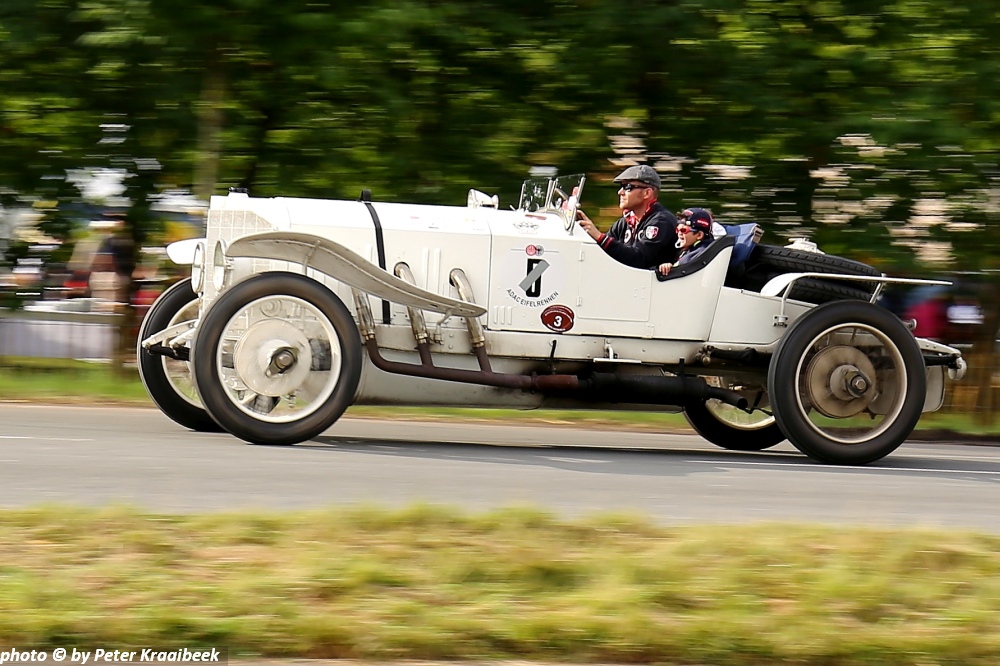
[613,165,661,189]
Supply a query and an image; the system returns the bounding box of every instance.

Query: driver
[576,165,679,269]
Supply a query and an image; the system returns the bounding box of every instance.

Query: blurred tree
[207,0,602,204]
[2,0,999,412]
[0,0,98,259]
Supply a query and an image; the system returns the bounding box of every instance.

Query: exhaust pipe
[577,373,749,410]
[351,287,747,411]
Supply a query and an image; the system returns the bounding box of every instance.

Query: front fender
[225,231,486,318]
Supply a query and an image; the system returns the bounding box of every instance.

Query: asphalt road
[2,403,999,531]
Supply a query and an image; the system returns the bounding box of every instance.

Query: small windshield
[518,173,586,214]
[517,173,586,231]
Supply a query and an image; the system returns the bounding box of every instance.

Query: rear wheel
[137,278,221,432]
[767,301,925,465]
[192,272,363,446]
[684,381,785,451]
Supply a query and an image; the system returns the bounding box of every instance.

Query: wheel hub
[233,320,313,396]
[806,345,877,418]
[266,347,297,376]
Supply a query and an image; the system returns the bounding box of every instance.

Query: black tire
[741,245,880,304]
[754,245,881,277]
[767,301,926,465]
[684,400,786,451]
[192,272,362,446]
[137,278,222,432]
[779,276,875,304]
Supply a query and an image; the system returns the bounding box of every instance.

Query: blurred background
[0,0,998,417]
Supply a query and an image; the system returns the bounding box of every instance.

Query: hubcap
[234,319,313,397]
[214,294,344,424]
[806,345,877,418]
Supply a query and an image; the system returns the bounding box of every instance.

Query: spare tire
[774,276,876,304]
[740,245,881,305]
[753,245,881,277]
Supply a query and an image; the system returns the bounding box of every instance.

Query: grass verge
[1,505,999,665]
[0,360,690,430]
[0,359,151,404]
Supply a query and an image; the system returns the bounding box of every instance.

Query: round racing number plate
[541,304,575,333]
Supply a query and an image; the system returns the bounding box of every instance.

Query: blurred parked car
[880,276,989,348]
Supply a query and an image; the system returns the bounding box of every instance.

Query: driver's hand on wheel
[576,209,600,241]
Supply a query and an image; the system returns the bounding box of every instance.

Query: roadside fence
[0,302,124,364]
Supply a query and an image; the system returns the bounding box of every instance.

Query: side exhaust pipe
[351,286,748,411]
[577,373,749,410]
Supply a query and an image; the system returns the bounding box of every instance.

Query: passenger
[576,165,680,269]
[657,208,715,277]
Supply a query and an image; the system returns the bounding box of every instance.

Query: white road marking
[906,453,1000,463]
[546,457,608,464]
[0,436,94,442]
[692,459,1000,475]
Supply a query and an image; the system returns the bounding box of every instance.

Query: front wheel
[767,301,925,465]
[192,272,363,446]
[137,278,222,432]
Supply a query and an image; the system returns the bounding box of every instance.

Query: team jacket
[596,202,679,269]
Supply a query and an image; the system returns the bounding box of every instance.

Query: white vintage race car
[138,173,967,465]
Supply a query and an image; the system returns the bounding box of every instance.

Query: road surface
[2,403,998,531]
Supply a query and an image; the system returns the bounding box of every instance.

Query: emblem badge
[541,304,575,333]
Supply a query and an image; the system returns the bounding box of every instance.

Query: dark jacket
[675,236,714,266]
[597,202,679,269]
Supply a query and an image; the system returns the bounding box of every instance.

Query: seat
[655,235,736,282]
[722,223,763,269]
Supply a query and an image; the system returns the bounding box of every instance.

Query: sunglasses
[619,182,650,192]
[677,226,696,235]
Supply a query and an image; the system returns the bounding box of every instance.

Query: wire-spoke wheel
[768,301,925,465]
[193,272,362,445]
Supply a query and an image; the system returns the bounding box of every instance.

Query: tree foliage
[2,0,999,406]
[0,0,997,281]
